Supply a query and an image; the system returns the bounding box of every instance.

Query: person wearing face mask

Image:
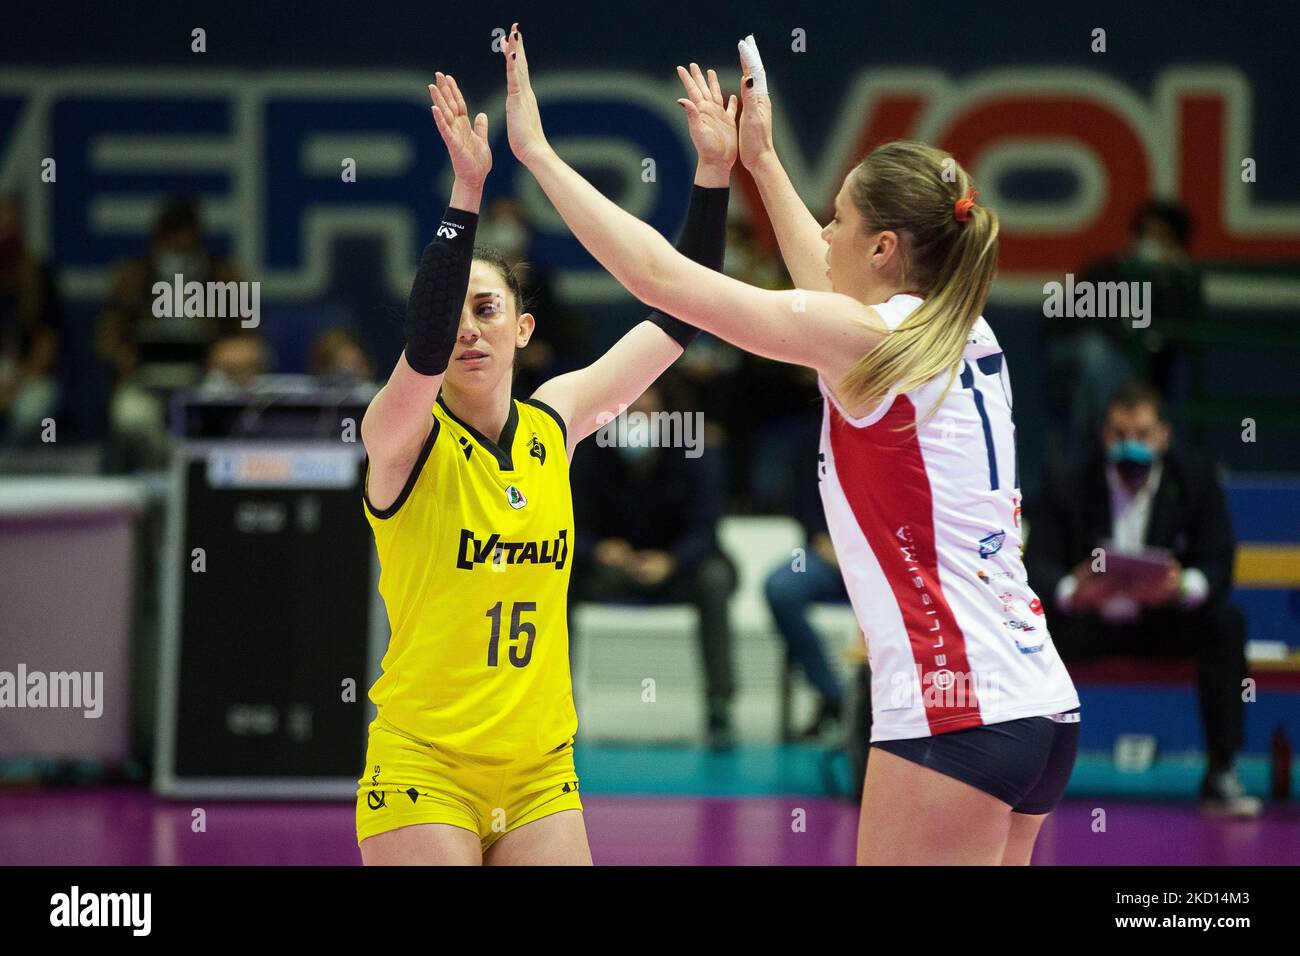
[568,372,738,750]
[309,327,376,387]
[1045,201,1204,470]
[476,197,531,261]
[1026,381,1254,815]
[95,196,242,471]
[0,194,62,448]
[478,195,582,397]
[1122,202,1204,397]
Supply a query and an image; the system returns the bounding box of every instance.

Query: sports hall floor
[2,746,1296,865]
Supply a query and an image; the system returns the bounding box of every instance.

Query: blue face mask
[1108,438,1156,484]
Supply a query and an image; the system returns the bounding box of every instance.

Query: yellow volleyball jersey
[363,394,576,759]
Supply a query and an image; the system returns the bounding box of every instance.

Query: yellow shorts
[355,715,583,850]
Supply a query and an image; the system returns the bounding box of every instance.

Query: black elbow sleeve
[676,184,730,272]
[403,208,479,376]
[648,185,730,349]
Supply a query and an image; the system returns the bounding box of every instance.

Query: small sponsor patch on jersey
[506,484,527,509]
[978,529,1006,558]
[529,433,546,466]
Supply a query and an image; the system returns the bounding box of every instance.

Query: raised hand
[737,34,775,170]
[501,23,552,167]
[675,63,738,175]
[427,71,491,189]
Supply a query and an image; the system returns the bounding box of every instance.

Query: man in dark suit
[570,373,738,750]
[1026,381,1256,816]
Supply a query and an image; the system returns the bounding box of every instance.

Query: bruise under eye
[475,292,506,317]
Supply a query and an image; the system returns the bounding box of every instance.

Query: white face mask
[156,251,201,281]
[479,221,528,259]
[613,416,657,462]
[1133,236,1165,264]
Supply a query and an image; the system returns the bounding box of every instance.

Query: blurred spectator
[96,196,242,469]
[0,194,62,447]
[689,216,808,508]
[1047,201,1204,464]
[1123,201,1205,394]
[1026,381,1255,816]
[570,373,738,749]
[724,218,787,291]
[478,196,582,394]
[310,326,374,385]
[745,363,823,511]
[762,411,850,739]
[202,331,271,390]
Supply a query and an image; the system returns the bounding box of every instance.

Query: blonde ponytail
[837,142,1000,419]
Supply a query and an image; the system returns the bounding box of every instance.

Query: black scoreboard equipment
[154,382,387,798]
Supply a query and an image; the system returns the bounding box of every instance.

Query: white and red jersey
[818,293,1078,742]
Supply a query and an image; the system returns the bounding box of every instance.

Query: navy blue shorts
[873,708,1080,814]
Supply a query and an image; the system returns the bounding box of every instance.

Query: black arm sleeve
[647,185,730,349]
[403,207,479,376]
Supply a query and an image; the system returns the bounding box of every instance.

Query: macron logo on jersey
[436,222,460,239]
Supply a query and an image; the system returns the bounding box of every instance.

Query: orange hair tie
[954,188,979,223]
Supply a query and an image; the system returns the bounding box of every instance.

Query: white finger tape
[738,34,768,95]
